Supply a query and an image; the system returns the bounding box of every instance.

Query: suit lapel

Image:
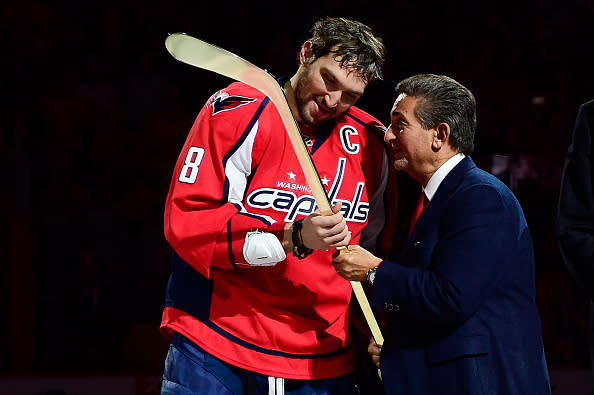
[403,156,477,249]
[387,171,423,260]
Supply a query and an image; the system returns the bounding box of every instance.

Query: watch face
[368,269,376,284]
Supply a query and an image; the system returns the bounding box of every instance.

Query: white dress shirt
[422,153,466,202]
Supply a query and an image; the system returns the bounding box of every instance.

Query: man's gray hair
[396,74,476,153]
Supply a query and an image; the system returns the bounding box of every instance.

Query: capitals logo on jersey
[208,91,256,115]
[246,157,369,223]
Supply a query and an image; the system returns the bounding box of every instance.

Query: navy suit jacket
[372,156,551,395]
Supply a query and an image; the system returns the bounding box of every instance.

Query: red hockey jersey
[161,81,388,379]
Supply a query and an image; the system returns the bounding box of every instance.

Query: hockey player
[160,17,389,395]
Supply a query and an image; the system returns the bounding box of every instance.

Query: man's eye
[344,93,358,103]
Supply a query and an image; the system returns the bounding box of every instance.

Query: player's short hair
[396,74,476,153]
[306,17,386,84]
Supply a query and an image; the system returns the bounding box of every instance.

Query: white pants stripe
[267,376,285,395]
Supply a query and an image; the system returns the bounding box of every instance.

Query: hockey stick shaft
[165,33,384,346]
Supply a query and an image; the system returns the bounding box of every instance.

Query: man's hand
[368,338,382,369]
[300,202,351,250]
[332,244,382,282]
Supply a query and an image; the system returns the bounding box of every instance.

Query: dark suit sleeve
[373,184,527,326]
[557,100,594,300]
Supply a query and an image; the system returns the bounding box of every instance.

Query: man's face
[293,47,367,127]
[384,94,436,177]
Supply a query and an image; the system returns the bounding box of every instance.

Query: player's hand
[368,338,382,369]
[332,245,382,281]
[300,202,351,250]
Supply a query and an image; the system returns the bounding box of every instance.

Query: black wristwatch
[292,219,313,259]
[366,266,377,285]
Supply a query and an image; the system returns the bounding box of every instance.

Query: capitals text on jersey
[247,157,369,222]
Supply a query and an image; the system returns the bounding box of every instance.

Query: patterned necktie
[408,192,428,236]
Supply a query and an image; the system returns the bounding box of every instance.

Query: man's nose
[323,92,340,108]
[384,125,395,143]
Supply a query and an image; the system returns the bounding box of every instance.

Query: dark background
[3,0,594,387]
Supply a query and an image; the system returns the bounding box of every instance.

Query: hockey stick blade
[165,32,384,346]
[165,32,331,215]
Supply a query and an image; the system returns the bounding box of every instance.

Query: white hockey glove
[243,230,286,266]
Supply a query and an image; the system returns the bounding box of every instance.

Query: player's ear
[299,41,314,66]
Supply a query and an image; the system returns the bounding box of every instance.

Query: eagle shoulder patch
[208,91,256,115]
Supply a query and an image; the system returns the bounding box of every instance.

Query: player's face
[294,47,367,127]
[385,94,436,179]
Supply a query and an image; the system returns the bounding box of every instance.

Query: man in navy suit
[333,74,551,394]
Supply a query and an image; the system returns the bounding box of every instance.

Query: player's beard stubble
[293,69,337,128]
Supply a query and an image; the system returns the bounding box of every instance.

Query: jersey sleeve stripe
[222,98,271,202]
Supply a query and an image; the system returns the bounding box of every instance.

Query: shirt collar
[423,153,466,201]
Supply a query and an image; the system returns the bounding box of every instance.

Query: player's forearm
[165,198,285,272]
